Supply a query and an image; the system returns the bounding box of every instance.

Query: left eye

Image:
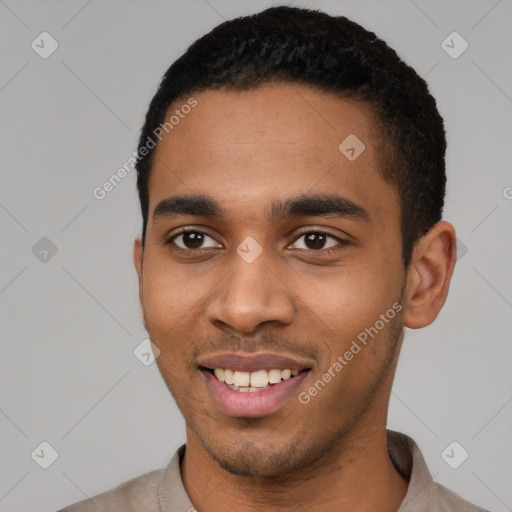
[290,232,343,251]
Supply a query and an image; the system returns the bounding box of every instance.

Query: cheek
[141,254,205,326]
[301,264,400,338]
[140,257,218,371]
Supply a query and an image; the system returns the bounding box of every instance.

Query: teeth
[226,384,272,392]
[268,369,282,383]
[224,369,234,385]
[238,386,270,392]
[233,371,250,387]
[250,370,268,387]
[212,368,300,390]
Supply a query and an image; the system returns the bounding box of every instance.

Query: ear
[402,221,457,329]
[133,237,148,331]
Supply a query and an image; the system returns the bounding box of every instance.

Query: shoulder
[387,430,491,512]
[430,481,491,512]
[56,468,165,512]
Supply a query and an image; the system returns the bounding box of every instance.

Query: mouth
[201,367,307,392]
[198,352,313,417]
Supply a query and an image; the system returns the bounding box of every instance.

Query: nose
[206,250,295,335]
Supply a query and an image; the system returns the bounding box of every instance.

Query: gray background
[1,0,511,511]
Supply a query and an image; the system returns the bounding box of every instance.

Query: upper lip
[198,352,313,373]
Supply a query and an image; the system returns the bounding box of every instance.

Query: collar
[157,429,436,511]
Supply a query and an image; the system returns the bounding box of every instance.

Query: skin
[134,83,456,512]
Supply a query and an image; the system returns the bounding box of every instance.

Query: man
[60,5,489,512]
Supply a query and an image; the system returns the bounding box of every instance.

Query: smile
[211,368,299,392]
[201,367,310,417]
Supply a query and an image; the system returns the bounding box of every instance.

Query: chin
[212,450,300,477]
[198,430,326,478]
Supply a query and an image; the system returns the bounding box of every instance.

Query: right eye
[168,229,222,251]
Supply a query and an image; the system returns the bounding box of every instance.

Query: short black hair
[136,5,446,267]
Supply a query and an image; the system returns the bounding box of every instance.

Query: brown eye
[291,231,342,251]
[181,232,204,249]
[170,230,220,250]
[304,233,327,250]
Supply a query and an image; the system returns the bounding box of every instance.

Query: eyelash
[166,228,348,255]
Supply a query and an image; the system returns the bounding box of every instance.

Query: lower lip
[202,369,310,418]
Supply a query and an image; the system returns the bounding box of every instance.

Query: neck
[182,419,409,512]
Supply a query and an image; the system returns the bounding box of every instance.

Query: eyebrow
[153,193,370,223]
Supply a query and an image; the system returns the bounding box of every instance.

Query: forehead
[148,83,398,224]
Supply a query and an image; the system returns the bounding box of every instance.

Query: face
[135,84,407,477]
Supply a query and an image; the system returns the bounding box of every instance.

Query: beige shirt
[58,430,489,512]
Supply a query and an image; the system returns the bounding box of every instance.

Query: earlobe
[402,221,457,329]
